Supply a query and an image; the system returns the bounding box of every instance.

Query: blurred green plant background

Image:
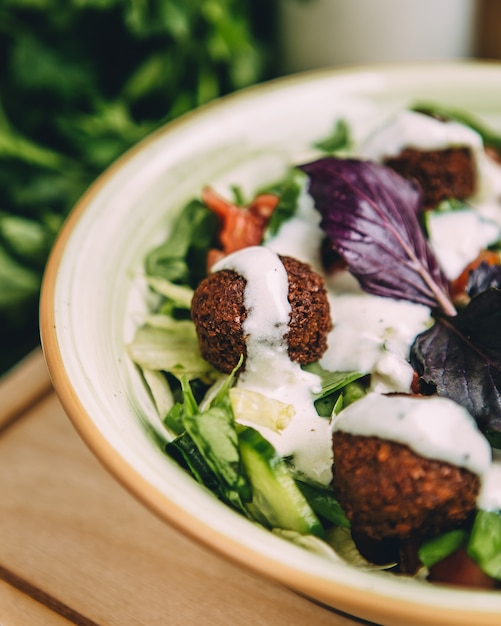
[0,0,277,375]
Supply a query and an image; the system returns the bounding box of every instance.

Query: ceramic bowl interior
[41,62,501,626]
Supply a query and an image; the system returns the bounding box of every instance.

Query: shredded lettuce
[127,322,215,381]
[146,276,194,310]
[326,527,397,571]
[141,367,175,420]
[229,387,295,432]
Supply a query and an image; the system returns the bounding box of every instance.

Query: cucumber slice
[238,426,325,537]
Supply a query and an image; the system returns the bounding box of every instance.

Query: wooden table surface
[0,349,374,626]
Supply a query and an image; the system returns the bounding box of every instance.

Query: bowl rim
[40,60,501,626]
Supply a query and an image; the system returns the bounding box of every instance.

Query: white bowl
[40,62,501,626]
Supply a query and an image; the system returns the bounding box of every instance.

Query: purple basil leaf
[467,261,501,298]
[410,288,501,433]
[300,157,455,315]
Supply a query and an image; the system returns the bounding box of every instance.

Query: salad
[128,103,501,589]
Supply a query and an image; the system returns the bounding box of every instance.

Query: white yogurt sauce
[472,154,501,225]
[478,459,501,511]
[213,246,291,348]
[357,106,501,230]
[213,246,333,485]
[332,392,492,478]
[265,184,325,273]
[426,208,501,279]
[360,109,484,161]
[320,292,432,394]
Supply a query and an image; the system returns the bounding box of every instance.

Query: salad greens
[411,288,501,433]
[176,367,253,513]
[164,366,335,535]
[0,0,273,374]
[127,318,214,381]
[129,106,501,587]
[418,510,501,583]
[145,199,219,289]
[129,168,357,542]
[261,168,307,239]
[301,156,501,437]
[299,158,455,314]
[468,510,501,580]
[312,118,352,155]
[302,362,367,417]
[418,529,469,569]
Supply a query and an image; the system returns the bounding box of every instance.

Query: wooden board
[0,350,370,626]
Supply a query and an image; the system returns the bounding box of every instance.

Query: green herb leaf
[263,168,307,239]
[296,480,350,528]
[313,118,351,154]
[145,199,218,288]
[302,362,367,417]
[166,432,223,492]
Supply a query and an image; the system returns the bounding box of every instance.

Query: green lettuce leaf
[418,529,469,569]
[467,510,501,580]
[127,320,215,381]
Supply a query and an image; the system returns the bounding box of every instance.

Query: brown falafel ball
[332,432,480,541]
[191,269,248,374]
[282,255,332,364]
[383,146,476,208]
[191,254,332,373]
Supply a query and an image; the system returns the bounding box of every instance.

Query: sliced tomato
[428,548,499,589]
[450,249,500,302]
[202,187,279,268]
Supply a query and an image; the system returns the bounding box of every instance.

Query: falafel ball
[383,146,476,208]
[191,254,332,373]
[332,432,480,541]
